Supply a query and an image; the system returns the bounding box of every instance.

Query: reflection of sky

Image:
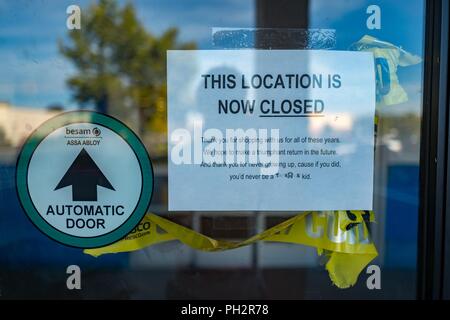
[309,0,425,114]
[0,0,254,109]
[0,0,424,112]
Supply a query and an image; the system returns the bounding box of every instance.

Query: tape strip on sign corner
[84,211,378,289]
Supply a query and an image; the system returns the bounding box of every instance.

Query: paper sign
[167,50,375,211]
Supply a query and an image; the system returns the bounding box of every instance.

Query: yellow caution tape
[340,210,375,231]
[84,211,377,289]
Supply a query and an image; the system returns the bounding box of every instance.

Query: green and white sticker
[16,111,154,248]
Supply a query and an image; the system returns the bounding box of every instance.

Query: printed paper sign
[167,50,375,211]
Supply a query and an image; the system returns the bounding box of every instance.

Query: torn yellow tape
[84,211,377,289]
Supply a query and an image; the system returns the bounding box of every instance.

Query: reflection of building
[0,102,60,163]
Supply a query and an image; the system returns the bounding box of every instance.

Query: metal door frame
[418,0,450,300]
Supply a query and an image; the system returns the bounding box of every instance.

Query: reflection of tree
[59,0,195,133]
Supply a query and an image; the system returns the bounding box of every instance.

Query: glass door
[0,0,441,299]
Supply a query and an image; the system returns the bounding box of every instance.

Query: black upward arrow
[54,148,115,201]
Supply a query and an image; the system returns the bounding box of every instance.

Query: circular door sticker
[16,111,154,248]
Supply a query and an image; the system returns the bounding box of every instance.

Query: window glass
[0,0,425,299]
